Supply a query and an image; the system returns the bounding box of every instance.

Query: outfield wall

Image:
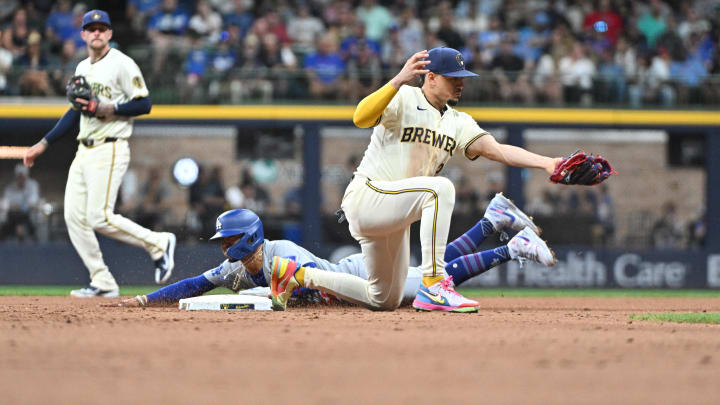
[1,242,718,289]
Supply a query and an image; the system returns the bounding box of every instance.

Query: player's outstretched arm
[24,108,81,167]
[468,134,562,174]
[352,50,430,128]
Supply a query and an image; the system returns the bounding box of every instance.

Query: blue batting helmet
[210,209,264,260]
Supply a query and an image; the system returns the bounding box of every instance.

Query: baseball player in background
[23,10,176,298]
[271,47,562,313]
[117,196,554,307]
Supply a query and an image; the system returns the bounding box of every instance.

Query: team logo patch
[92,12,101,20]
[456,54,464,67]
[216,219,222,230]
[132,76,143,89]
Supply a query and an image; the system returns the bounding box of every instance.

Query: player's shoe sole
[412,301,479,313]
[486,192,541,235]
[70,285,119,298]
[411,279,479,313]
[270,256,300,311]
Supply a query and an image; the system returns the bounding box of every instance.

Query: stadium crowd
[1,0,720,105]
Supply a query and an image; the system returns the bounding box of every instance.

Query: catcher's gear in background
[550,151,616,185]
[66,75,99,116]
[209,209,264,261]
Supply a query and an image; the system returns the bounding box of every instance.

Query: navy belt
[80,137,118,147]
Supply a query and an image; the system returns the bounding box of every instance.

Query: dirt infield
[2,296,719,405]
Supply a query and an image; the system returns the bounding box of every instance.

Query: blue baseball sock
[146,274,216,304]
[445,246,511,286]
[444,217,496,262]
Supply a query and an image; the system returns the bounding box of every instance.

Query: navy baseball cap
[426,47,478,77]
[82,10,111,29]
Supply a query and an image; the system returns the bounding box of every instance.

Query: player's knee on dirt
[366,286,404,311]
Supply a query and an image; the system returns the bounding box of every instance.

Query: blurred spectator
[208,0,235,15]
[596,48,626,103]
[189,165,226,239]
[230,34,272,102]
[49,38,84,95]
[380,26,406,75]
[559,43,596,105]
[1,164,40,241]
[0,0,19,23]
[651,201,686,249]
[2,7,30,58]
[207,36,239,102]
[182,33,209,102]
[526,189,558,216]
[242,180,271,214]
[304,33,347,100]
[637,0,667,49]
[16,31,54,96]
[582,0,623,45]
[677,8,710,44]
[533,53,563,104]
[340,22,381,60]
[346,36,382,102]
[147,0,191,76]
[135,167,172,230]
[671,36,708,105]
[454,0,486,38]
[127,0,162,36]
[491,39,534,103]
[614,36,637,83]
[257,32,297,98]
[223,0,254,38]
[454,176,481,217]
[477,14,504,66]
[355,0,394,42]
[286,3,325,55]
[0,30,12,95]
[262,11,290,45]
[656,15,684,61]
[396,6,425,61]
[188,0,222,44]
[225,168,271,214]
[436,11,465,51]
[44,0,72,51]
[515,11,551,63]
[629,51,675,107]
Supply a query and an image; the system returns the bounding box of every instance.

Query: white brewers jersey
[73,48,149,141]
[355,85,488,181]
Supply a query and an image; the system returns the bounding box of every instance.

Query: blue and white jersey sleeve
[202,259,258,292]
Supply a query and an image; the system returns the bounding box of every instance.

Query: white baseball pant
[304,175,454,310]
[64,140,169,290]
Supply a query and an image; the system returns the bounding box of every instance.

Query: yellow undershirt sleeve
[352,81,399,128]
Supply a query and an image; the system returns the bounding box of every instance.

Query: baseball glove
[66,75,99,116]
[549,150,616,186]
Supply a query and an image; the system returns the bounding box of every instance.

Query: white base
[179,293,272,311]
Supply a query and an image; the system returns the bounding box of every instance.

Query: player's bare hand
[391,50,430,89]
[101,296,145,307]
[546,157,563,175]
[23,141,48,168]
[95,102,114,118]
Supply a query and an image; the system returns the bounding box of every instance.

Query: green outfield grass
[629,313,720,324]
[0,286,718,298]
